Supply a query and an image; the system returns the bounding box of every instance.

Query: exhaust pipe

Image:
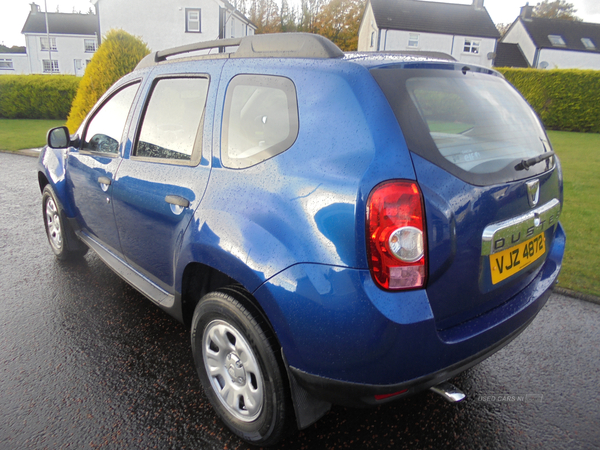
[430,382,466,403]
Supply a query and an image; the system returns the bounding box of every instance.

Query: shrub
[498,68,600,134]
[66,29,150,133]
[0,75,80,119]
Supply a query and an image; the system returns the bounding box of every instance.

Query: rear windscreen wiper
[515,151,555,171]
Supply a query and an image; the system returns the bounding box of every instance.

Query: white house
[0,52,30,75]
[19,3,99,76]
[92,0,256,52]
[501,4,600,69]
[358,0,500,68]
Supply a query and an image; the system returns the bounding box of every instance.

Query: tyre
[191,288,292,446]
[42,185,88,260]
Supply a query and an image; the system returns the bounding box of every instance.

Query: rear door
[112,62,223,291]
[371,66,562,330]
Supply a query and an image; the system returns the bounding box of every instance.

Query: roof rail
[136,33,344,69]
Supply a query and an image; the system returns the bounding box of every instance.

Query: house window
[186,9,201,33]
[43,59,59,73]
[40,37,57,51]
[463,39,480,54]
[370,31,375,48]
[548,35,566,46]
[0,59,14,70]
[408,33,420,48]
[581,38,596,49]
[84,39,97,52]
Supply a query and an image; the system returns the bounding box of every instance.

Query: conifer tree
[66,29,150,133]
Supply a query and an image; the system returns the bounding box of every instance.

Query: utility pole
[44,0,52,72]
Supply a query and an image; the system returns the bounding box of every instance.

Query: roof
[21,11,98,36]
[516,17,600,54]
[222,0,256,27]
[369,0,500,39]
[494,42,529,68]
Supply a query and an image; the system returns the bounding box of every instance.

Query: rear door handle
[165,195,190,208]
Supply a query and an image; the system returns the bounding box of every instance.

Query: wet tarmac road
[1,151,599,450]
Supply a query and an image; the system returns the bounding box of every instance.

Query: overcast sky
[2,0,600,47]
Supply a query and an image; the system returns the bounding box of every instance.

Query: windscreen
[371,68,554,185]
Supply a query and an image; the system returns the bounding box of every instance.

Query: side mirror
[47,126,76,149]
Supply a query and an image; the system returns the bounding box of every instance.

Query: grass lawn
[0,120,597,297]
[0,119,65,151]
[548,131,600,298]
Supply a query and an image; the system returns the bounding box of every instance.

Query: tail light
[367,181,427,290]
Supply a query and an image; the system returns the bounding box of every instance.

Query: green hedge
[0,75,80,120]
[498,68,600,133]
[1,68,597,131]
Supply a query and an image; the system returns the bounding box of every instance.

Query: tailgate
[412,152,561,330]
[370,63,563,329]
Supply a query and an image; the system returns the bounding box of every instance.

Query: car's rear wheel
[42,185,87,260]
[191,288,291,446]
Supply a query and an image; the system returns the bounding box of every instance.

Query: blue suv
[39,33,565,445]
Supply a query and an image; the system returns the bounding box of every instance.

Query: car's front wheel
[191,288,292,446]
[42,185,87,260]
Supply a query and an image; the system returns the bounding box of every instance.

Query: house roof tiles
[370,0,500,39]
[494,42,529,68]
[21,11,98,36]
[517,17,600,54]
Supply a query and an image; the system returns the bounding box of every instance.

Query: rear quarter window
[221,74,299,169]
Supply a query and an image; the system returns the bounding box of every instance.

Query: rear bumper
[255,222,565,407]
[288,285,549,407]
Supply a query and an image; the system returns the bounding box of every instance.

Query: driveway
[1,152,599,449]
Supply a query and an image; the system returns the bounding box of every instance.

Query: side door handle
[98,176,111,192]
[165,195,190,208]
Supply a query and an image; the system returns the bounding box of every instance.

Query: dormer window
[548,35,566,46]
[581,38,596,49]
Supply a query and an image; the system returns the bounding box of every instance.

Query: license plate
[490,233,546,285]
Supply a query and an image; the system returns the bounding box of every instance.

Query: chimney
[473,0,484,11]
[30,2,40,14]
[520,3,534,21]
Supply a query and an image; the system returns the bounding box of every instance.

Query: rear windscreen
[371,67,554,185]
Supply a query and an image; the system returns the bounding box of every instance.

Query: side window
[222,75,298,169]
[82,82,139,154]
[134,77,209,164]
